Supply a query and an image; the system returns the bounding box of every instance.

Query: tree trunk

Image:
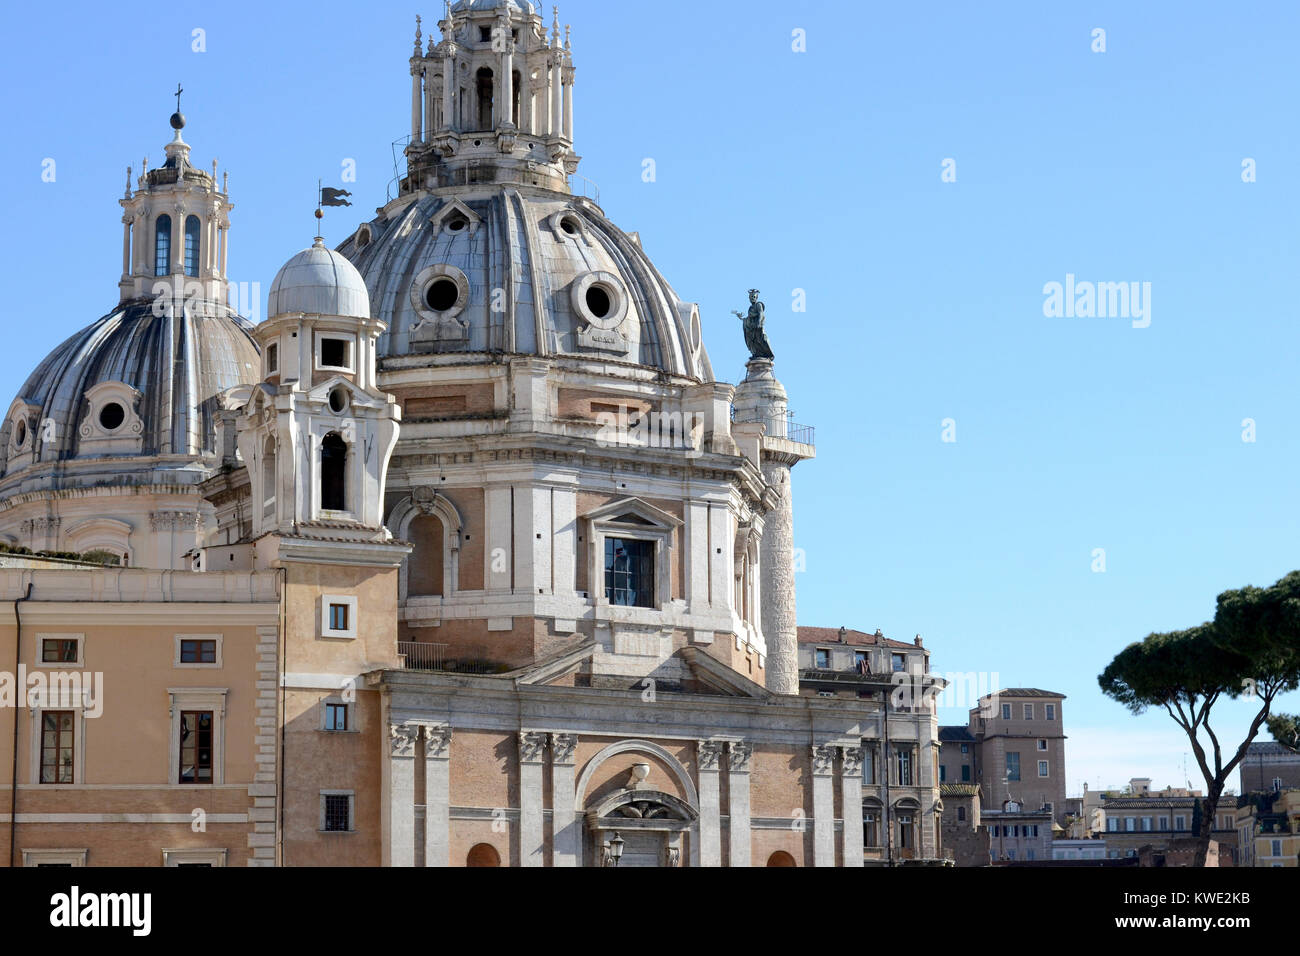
[1194,789,1221,868]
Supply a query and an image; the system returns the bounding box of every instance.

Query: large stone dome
[0,299,260,487]
[336,187,713,381]
[268,236,371,319]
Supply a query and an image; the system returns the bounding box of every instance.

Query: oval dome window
[425,278,460,312]
[328,386,349,414]
[14,419,26,447]
[99,402,125,431]
[584,285,611,319]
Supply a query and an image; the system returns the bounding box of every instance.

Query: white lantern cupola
[118,102,233,307]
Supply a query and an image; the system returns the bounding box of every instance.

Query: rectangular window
[895,747,914,786]
[815,648,830,668]
[604,537,654,608]
[1107,818,1117,832]
[1045,703,1056,720]
[957,805,966,822]
[179,711,214,784]
[1038,760,1049,778]
[897,813,914,849]
[1006,752,1020,781]
[329,603,349,632]
[1006,849,1016,861]
[318,337,351,370]
[939,764,947,783]
[961,764,970,782]
[325,702,349,731]
[891,653,906,673]
[1037,738,1048,751]
[1023,703,1034,720]
[862,747,875,785]
[1175,815,1186,831]
[863,809,879,847]
[179,639,217,664]
[1026,849,1035,861]
[1158,816,1169,830]
[853,650,867,671]
[1001,703,1012,720]
[320,594,358,639]
[267,342,279,374]
[1126,817,1136,832]
[960,743,969,754]
[40,711,74,784]
[323,793,352,832]
[41,638,79,664]
[1272,839,1282,857]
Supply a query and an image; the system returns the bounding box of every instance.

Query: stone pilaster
[551,733,578,866]
[727,741,753,867]
[696,740,724,866]
[811,744,837,866]
[840,746,865,868]
[423,723,452,867]
[518,731,547,866]
[384,722,419,867]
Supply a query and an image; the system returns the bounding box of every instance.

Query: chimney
[914,634,923,647]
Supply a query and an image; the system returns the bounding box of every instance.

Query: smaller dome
[452,0,535,13]
[267,237,370,319]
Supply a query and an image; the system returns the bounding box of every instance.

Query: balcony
[396,642,509,675]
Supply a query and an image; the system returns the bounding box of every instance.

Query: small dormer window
[98,403,125,431]
[316,336,353,372]
[266,342,279,375]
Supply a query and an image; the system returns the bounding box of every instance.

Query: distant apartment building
[983,801,1054,863]
[1053,838,1107,861]
[1235,789,1300,867]
[1238,742,1300,794]
[939,688,1067,826]
[1102,781,1238,864]
[797,627,946,865]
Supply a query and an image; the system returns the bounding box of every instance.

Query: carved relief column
[423,724,452,867]
[383,723,419,867]
[727,741,753,867]
[518,731,547,866]
[696,740,723,867]
[551,733,578,866]
[840,746,865,868]
[811,744,836,867]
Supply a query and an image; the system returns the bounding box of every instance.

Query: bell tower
[402,2,578,195]
[236,238,401,544]
[118,96,232,308]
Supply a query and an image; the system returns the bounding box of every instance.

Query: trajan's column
[731,289,815,695]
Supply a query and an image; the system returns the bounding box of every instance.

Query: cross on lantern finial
[174,83,183,112]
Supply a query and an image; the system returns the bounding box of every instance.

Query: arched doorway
[466,843,500,867]
[766,850,797,867]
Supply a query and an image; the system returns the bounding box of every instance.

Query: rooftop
[978,688,1066,700]
[797,626,917,650]
[938,726,977,743]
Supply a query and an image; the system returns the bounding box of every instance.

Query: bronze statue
[732,289,774,360]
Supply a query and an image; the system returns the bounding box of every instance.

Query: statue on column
[733,288,774,360]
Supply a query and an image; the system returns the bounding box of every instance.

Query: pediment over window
[428,198,482,238]
[582,497,682,529]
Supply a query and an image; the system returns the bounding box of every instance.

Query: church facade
[0,1,941,867]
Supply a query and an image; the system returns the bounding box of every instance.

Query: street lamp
[602,831,625,867]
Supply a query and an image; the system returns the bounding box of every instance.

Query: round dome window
[328,386,349,414]
[585,285,612,319]
[13,419,26,447]
[425,278,460,313]
[560,216,579,235]
[446,216,468,232]
[99,402,125,431]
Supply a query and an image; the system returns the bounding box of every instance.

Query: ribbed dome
[1,299,259,479]
[337,189,713,381]
[268,236,371,319]
[452,0,536,13]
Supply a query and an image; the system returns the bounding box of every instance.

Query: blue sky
[2,1,1297,797]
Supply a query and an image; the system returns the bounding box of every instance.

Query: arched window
[407,514,445,597]
[476,68,494,129]
[184,215,201,277]
[320,432,347,512]
[261,437,277,521]
[511,69,521,126]
[154,214,172,276]
[466,843,500,867]
[765,850,796,867]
